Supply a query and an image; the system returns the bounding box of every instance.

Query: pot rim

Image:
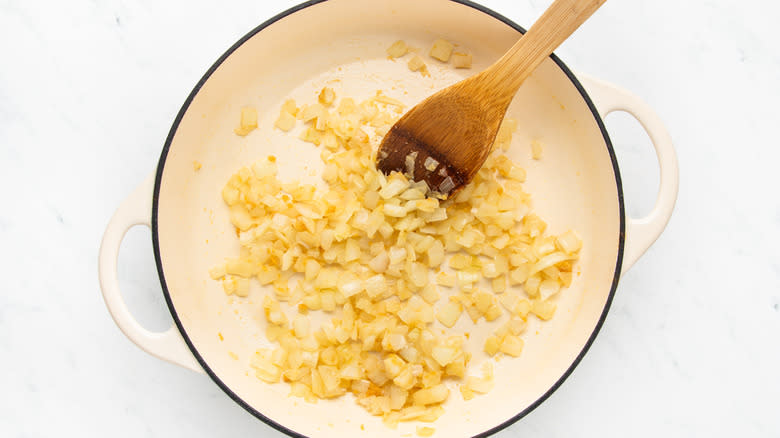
[151,1,626,436]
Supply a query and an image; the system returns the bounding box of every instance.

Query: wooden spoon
[376,0,606,196]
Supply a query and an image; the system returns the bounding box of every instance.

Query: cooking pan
[98,0,678,436]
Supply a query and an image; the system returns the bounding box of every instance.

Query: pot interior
[154,0,623,436]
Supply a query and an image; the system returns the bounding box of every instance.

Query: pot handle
[578,75,679,273]
[98,173,204,374]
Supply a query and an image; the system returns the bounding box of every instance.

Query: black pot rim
[151,1,625,437]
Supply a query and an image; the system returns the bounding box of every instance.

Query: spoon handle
[484,0,606,97]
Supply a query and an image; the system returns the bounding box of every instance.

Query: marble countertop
[2,0,779,436]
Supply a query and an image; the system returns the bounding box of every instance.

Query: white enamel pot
[98,1,679,436]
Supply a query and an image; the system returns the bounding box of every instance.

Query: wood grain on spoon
[376,0,606,196]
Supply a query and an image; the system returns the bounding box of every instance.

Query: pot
[98,1,678,436]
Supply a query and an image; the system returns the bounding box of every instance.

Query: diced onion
[214,76,583,427]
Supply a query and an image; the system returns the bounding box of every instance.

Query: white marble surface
[2,0,779,436]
